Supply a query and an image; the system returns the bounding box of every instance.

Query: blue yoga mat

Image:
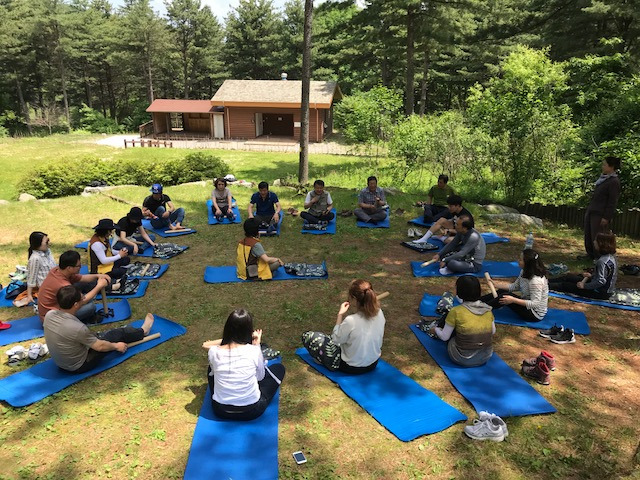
[411,260,520,278]
[409,325,556,418]
[356,211,390,228]
[0,287,16,308]
[75,241,155,257]
[206,199,242,225]
[0,300,132,347]
[184,360,281,480]
[79,264,169,280]
[0,315,186,407]
[408,217,434,228]
[549,291,640,311]
[296,347,466,440]
[403,233,510,254]
[301,208,337,235]
[141,219,196,237]
[418,293,590,335]
[204,262,328,284]
[96,280,150,299]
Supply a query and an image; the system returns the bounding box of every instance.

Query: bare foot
[141,313,155,335]
[111,282,121,292]
[13,298,32,307]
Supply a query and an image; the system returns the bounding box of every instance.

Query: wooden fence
[522,203,640,239]
[124,139,172,148]
[139,121,154,138]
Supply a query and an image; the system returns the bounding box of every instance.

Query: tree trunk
[147,58,155,103]
[15,74,32,135]
[418,46,429,116]
[404,5,415,116]
[84,64,93,108]
[298,0,313,184]
[59,57,71,132]
[105,64,117,120]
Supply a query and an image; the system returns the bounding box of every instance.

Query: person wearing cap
[142,184,186,231]
[89,219,130,289]
[113,207,157,255]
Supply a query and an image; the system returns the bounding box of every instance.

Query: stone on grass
[484,213,543,228]
[482,204,519,214]
[18,193,36,202]
[273,178,282,187]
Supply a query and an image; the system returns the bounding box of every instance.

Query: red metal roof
[146,99,215,113]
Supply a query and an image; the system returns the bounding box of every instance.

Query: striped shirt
[27,249,56,288]
[508,274,548,319]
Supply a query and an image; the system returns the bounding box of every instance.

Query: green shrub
[19,152,230,199]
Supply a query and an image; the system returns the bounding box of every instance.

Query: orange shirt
[38,267,82,322]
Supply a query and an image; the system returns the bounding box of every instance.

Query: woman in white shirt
[13,231,57,307]
[481,248,548,322]
[302,279,385,373]
[202,309,285,420]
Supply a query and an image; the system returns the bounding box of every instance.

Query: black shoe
[549,328,575,344]
[539,324,564,339]
[576,254,593,261]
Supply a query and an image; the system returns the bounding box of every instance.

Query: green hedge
[20,152,229,199]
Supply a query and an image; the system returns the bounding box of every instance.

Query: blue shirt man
[248,182,282,233]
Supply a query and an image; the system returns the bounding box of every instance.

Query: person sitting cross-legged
[89,219,131,291]
[430,215,486,275]
[44,285,155,373]
[429,276,495,367]
[414,195,473,244]
[354,176,387,224]
[301,279,385,374]
[211,177,236,222]
[248,181,281,234]
[142,183,186,231]
[202,308,285,421]
[421,174,455,223]
[112,207,157,255]
[301,179,335,225]
[236,218,283,280]
[13,231,57,307]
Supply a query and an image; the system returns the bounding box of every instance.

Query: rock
[18,193,37,202]
[273,178,282,187]
[83,186,107,194]
[484,213,543,228]
[180,180,207,187]
[0,199,9,205]
[482,204,519,214]
[383,187,399,196]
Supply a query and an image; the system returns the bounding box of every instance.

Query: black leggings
[66,326,144,373]
[549,274,611,300]
[207,363,285,421]
[480,289,541,322]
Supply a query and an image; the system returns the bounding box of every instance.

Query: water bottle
[524,231,534,250]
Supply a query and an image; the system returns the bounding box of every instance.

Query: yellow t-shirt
[445,305,494,350]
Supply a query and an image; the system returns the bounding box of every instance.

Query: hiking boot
[521,361,551,385]
[463,418,505,442]
[522,351,556,371]
[550,328,575,344]
[477,412,508,437]
[538,324,564,339]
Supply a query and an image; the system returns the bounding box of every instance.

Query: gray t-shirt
[250,242,265,258]
[212,187,231,208]
[44,310,98,371]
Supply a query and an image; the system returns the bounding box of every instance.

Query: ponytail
[348,279,380,318]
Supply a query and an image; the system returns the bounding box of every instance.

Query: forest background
[0,0,639,208]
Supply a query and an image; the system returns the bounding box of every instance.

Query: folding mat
[204,262,328,284]
[301,208,337,235]
[409,325,556,418]
[403,232,510,253]
[0,300,132,347]
[0,287,17,308]
[296,347,466,440]
[258,211,284,236]
[549,291,640,311]
[418,292,590,335]
[75,241,186,259]
[411,260,521,278]
[183,360,281,480]
[141,219,196,237]
[356,211,390,229]
[0,315,186,407]
[206,199,242,225]
[408,217,434,228]
[95,280,150,299]
[79,264,169,280]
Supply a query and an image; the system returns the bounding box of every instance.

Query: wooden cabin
[144,79,342,143]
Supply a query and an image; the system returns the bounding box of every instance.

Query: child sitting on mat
[302,279,386,374]
[549,231,618,300]
[89,219,130,291]
[236,218,283,280]
[480,249,548,322]
[13,231,56,307]
[202,309,285,421]
[211,177,236,222]
[429,276,495,367]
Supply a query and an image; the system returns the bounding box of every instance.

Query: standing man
[301,179,335,225]
[142,184,186,231]
[38,250,110,324]
[354,176,387,224]
[579,156,621,260]
[421,174,455,223]
[248,181,282,234]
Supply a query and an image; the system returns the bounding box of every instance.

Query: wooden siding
[152,113,168,134]
[183,113,211,133]
[225,107,327,142]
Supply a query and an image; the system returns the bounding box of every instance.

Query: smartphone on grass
[292,451,307,465]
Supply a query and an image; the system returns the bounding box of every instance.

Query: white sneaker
[6,346,27,357]
[407,227,415,238]
[39,344,49,357]
[478,412,508,437]
[413,228,423,237]
[464,418,505,441]
[28,343,43,361]
[439,266,453,275]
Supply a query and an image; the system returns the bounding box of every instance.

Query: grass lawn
[0,136,639,480]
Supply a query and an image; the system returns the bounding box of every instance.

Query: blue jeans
[113,233,156,254]
[151,207,185,229]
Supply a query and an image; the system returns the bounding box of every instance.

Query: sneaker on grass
[464,418,506,442]
[477,412,508,438]
[521,361,551,385]
[550,328,575,344]
[539,324,564,339]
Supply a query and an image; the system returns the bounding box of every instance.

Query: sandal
[340,209,353,217]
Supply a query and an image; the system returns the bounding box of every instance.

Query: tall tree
[280,0,304,79]
[298,0,312,183]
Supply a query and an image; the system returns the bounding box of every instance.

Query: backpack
[4,281,27,300]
